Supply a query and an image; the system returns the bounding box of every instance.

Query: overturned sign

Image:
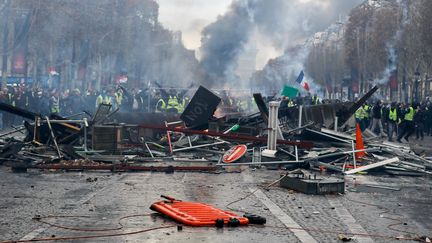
[180,86,221,128]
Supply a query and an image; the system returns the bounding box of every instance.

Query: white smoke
[373,0,409,86]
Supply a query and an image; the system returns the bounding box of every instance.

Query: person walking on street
[363,102,371,128]
[355,104,366,131]
[387,102,398,142]
[425,102,432,136]
[397,103,416,143]
[370,100,384,137]
[414,105,425,140]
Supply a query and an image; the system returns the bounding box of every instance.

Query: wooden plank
[344,157,399,175]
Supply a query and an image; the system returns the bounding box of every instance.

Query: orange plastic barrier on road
[150,196,249,227]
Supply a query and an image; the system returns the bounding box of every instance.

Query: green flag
[281,85,299,98]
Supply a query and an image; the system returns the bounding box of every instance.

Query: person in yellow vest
[155,97,166,113]
[50,91,60,114]
[363,103,371,128]
[355,105,366,131]
[95,91,104,109]
[287,98,295,107]
[115,90,123,107]
[387,102,398,142]
[166,95,180,113]
[397,103,416,143]
[176,95,189,114]
[312,94,320,105]
[106,90,118,110]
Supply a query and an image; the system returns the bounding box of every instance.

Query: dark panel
[180,86,221,128]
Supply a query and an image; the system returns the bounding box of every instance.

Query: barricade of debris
[0,85,431,188]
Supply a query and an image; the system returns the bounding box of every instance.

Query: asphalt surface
[0,166,431,243]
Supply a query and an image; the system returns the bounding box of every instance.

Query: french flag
[295,70,310,91]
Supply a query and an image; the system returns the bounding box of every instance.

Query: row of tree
[0,0,202,91]
[304,0,432,101]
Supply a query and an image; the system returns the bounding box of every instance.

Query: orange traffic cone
[355,123,365,160]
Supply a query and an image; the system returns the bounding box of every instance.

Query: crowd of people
[2,82,432,144]
[0,84,190,129]
[0,84,258,129]
[355,99,432,142]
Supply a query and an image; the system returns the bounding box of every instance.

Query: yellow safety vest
[96,95,104,108]
[115,92,123,106]
[389,108,397,122]
[104,96,112,105]
[166,96,179,110]
[404,107,415,121]
[51,97,60,113]
[177,97,188,114]
[364,105,370,118]
[355,107,365,119]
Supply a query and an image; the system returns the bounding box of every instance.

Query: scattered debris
[337,234,352,242]
[279,169,345,195]
[0,85,430,192]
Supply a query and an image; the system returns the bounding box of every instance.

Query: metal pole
[165,121,173,154]
[187,136,192,147]
[351,140,357,169]
[219,160,305,166]
[144,142,154,158]
[0,126,26,137]
[334,116,338,132]
[33,117,38,142]
[45,116,62,158]
[39,119,86,123]
[220,148,378,166]
[172,141,226,152]
[268,101,280,150]
[83,118,88,151]
[298,105,303,128]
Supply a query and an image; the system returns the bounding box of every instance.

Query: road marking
[242,172,317,243]
[19,228,46,241]
[251,188,318,243]
[20,173,131,240]
[326,196,374,243]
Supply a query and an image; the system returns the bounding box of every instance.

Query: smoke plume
[373,0,409,86]
[199,0,362,88]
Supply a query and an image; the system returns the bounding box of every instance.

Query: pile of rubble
[0,85,431,191]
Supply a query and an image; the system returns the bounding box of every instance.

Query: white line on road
[326,196,374,243]
[251,188,318,243]
[242,171,317,243]
[19,227,46,241]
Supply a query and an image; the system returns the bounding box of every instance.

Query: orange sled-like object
[150,195,249,227]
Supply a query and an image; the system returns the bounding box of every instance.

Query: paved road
[0,167,430,242]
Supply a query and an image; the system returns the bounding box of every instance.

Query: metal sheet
[180,86,221,127]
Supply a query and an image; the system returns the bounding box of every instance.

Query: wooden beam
[344,157,399,175]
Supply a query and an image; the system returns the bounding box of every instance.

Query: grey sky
[157,0,232,50]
